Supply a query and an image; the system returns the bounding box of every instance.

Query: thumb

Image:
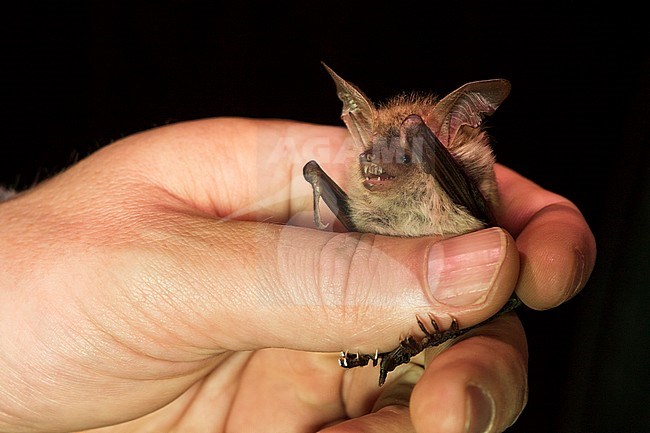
[156,222,519,355]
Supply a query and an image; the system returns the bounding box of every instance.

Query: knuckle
[314,232,378,320]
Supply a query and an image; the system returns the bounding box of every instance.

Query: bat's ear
[322,62,376,150]
[425,79,511,146]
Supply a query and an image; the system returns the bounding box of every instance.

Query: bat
[303,63,521,386]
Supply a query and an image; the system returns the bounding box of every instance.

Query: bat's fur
[346,93,498,237]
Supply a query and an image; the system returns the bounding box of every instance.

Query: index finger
[494,164,596,310]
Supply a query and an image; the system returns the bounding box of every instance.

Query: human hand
[0,118,595,432]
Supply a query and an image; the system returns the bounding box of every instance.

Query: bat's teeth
[362,163,385,178]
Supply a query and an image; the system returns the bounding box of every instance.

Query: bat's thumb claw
[317,221,330,230]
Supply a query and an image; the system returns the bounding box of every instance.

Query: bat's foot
[377,336,422,386]
[339,350,379,368]
[337,316,464,386]
[377,316,464,385]
[417,314,463,347]
[339,295,523,386]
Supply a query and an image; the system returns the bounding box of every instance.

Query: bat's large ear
[425,79,511,146]
[322,62,375,150]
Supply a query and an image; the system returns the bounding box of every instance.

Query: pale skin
[0,118,596,433]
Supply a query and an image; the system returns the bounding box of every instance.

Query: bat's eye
[360,152,374,163]
[401,154,411,164]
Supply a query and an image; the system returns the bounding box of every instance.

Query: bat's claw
[339,307,521,385]
[346,314,470,386]
[303,159,357,232]
[339,350,377,369]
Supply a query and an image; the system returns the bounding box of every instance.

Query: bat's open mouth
[361,163,394,190]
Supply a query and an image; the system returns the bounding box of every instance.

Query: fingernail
[465,385,495,433]
[428,228,506,307]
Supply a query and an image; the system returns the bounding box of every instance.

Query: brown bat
[303,63,521,386]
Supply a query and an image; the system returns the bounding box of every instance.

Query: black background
[1,2,649,432]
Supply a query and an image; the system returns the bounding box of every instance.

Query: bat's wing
[401,114,494,226]
[303,160,357,232]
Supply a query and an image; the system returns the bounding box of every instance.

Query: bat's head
[356,122,418,192]
[322,63,510,231]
